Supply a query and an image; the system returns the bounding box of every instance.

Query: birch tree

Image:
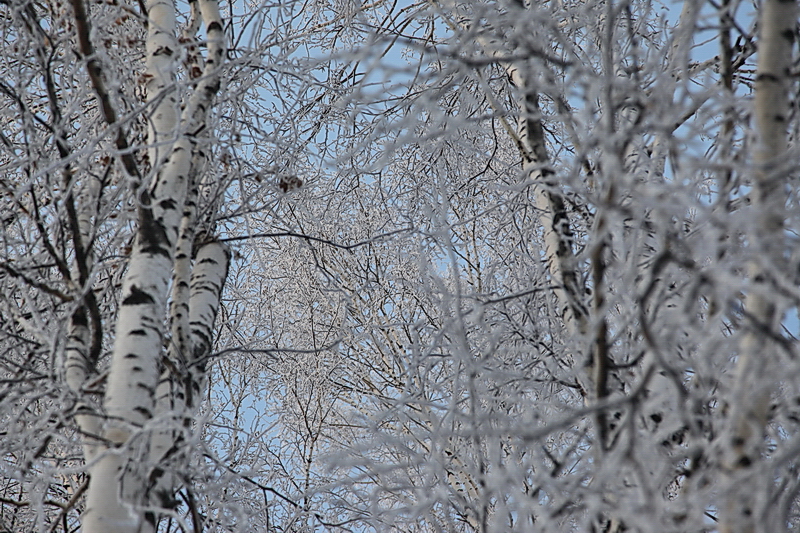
[3,0,800,532]
[228,0,800,531]
[0,0,229,527]
[721,0,797,530]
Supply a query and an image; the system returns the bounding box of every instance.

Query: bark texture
[80,0,227,529]
[721,0,796,531]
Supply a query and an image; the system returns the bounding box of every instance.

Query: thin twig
[46,480,88,533]
[220,226,413,250]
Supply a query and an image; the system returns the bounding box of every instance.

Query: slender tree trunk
[431,3,591,529]
[144,0,178,170]
[721,0,795,530]
[510,68,589,338]
[65,183,104,471]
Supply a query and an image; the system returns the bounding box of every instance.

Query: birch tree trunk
[79,0,227,529]
[430,3,592,529]
[721,0,796,530]
[451,0,590,339]
[8,0,800,530]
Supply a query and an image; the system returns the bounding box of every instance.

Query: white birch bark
[148,155,200,479]
[65,306,101,460]
[145,0,178,168]
[187,242,229,388]
[81,0,226,529]
[65,176,103,462]
[145,153,229,531]
[437,0,589,337]
[510,67,589,338]
[143,239,229,533]
[720,0,795,531]
[142,176,197,527]
[492,3,593,421]
[429,3,590,528]
[82,142,192,533]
